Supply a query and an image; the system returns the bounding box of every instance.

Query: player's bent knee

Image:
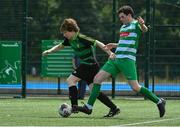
[66,78,76,87]
[131,85,141,92]
[93,76,103,84]
[93,71,108,84]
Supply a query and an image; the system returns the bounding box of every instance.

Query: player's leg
[78,62,118,109]
[76,60,120,116]
[87,70,112,108]
[128,80,160,103]
[128,80,166,117]
[87,60,120,109]
[94,71,120,117]
[77,80,86,99]
[94,63,120,117]
[69,64,89,109]
[88,83,119,117]
[67,74,81,107]
[119,59,166,117]
[76,70,112,115]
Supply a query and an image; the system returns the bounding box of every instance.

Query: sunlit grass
[0,97,180,126]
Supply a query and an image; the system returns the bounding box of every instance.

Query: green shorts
[101,58,137,80]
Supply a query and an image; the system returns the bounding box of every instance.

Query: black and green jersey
[61,33,97,65]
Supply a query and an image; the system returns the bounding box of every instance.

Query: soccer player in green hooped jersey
[76,5,166,118]
[42,18,120,117]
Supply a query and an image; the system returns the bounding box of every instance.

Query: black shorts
[72,63,99,85]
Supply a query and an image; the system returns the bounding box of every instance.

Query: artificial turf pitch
[0,97,180,126]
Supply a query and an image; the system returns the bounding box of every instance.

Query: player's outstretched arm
[104,43,118,50]
[95,40,116,59]
[137,16,148,33]
[42,43,64,56]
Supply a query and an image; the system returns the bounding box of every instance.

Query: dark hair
[117,5,134,17]
[60,18,80,32]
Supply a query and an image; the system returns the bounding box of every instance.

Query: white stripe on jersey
[115,47,137,53]
[118,40,135,45]
[128,32,137,37]
[121,24,136,31]
[116,54,136,61]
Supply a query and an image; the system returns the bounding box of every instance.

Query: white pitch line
[110,117,180,127]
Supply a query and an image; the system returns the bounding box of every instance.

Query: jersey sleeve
[61,38,70,46]
[78,33,96,47]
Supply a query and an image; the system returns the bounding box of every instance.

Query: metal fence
[0,0,179,98]
[150,1,180,97]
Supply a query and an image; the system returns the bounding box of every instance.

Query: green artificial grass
[0,97,180,126]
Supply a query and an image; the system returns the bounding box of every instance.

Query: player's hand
[137,16,145,25]
[42,50,50,56]
[104,43,116,50]
[109,52,116,60]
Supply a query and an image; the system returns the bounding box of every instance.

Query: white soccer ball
[58,103,72,117]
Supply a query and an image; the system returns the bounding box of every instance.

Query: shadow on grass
[39,115,123,120]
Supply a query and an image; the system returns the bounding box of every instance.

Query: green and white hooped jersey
[115,20,142,61]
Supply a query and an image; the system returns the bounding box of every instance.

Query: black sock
[97,92,117,110]
[69,86,78,107]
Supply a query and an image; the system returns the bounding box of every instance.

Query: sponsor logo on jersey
[120,32,130,37]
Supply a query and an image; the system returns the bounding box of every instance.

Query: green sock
[139,86,160,104]
[87,83,101,106]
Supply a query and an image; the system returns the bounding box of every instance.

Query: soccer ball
[58,103,72,117]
